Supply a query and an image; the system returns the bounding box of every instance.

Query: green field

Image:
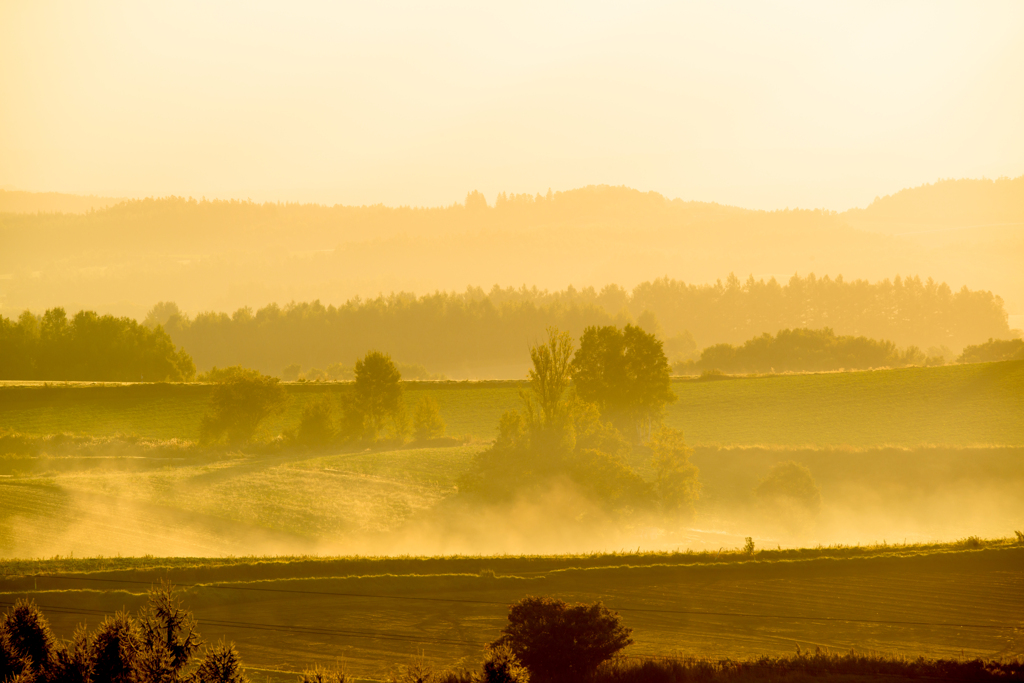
[0,381,521,443]
[1,361,1021,560]
[1,361,1022,678]
[2,360,1022,446]
[668,361,1024,446]
[1,543,1021,681]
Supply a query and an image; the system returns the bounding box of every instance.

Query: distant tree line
[675,327,940,375]
[148,273,1011,379]
[2,269,1014,382]
[0,308,195,381]
[956,338,1024,364]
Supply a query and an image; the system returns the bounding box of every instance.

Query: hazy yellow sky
[2,1,1023,210]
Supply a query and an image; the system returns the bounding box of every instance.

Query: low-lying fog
[2,445,1021,559]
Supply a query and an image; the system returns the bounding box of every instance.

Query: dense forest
[148,273,1011,378]
[0,273,1011,381]
[0,308,194,381]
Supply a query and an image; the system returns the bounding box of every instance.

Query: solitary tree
[572,324,675,441]
[90,610,143,683]
[48,624,92,683]
[192,640,248,683]
[527,328,575,428]
[515,327,576,453]
[347,351,405,440]
[2,599,55,673]
[138,581,202,681]
[199,372,287,444]
[492,597,632,683]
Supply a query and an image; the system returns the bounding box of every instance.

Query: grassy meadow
[1,359,1022,446]
[1,360,1022,559]
[1,361,1022,678]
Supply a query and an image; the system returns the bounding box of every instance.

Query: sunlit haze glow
[2,1,1023,209]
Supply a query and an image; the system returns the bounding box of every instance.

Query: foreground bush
[389,646,1024,683]
[479,643,530,683]
[1,598,56,673]
[492,597,633,683]
[0,586,249,683]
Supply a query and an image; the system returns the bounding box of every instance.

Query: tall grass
[594,650,1024,682]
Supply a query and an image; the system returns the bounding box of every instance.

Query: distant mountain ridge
[0,177,1021,322]
[0,190,124,214]
[3,175,1021,221]
[843,176,1024,228]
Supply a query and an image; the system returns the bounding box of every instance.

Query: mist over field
[2,2,1023,678]
[1,177,1022,619]
[2,359,1022,560]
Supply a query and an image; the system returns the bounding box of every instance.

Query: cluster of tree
[459,326,699,517]
[0,585,246,683]
[1,588,634,683]
[0,308,195,381]
[197,354,446,447]
[146,272,1010,379]
[956,338,1024,364]
[674,327,941,375]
